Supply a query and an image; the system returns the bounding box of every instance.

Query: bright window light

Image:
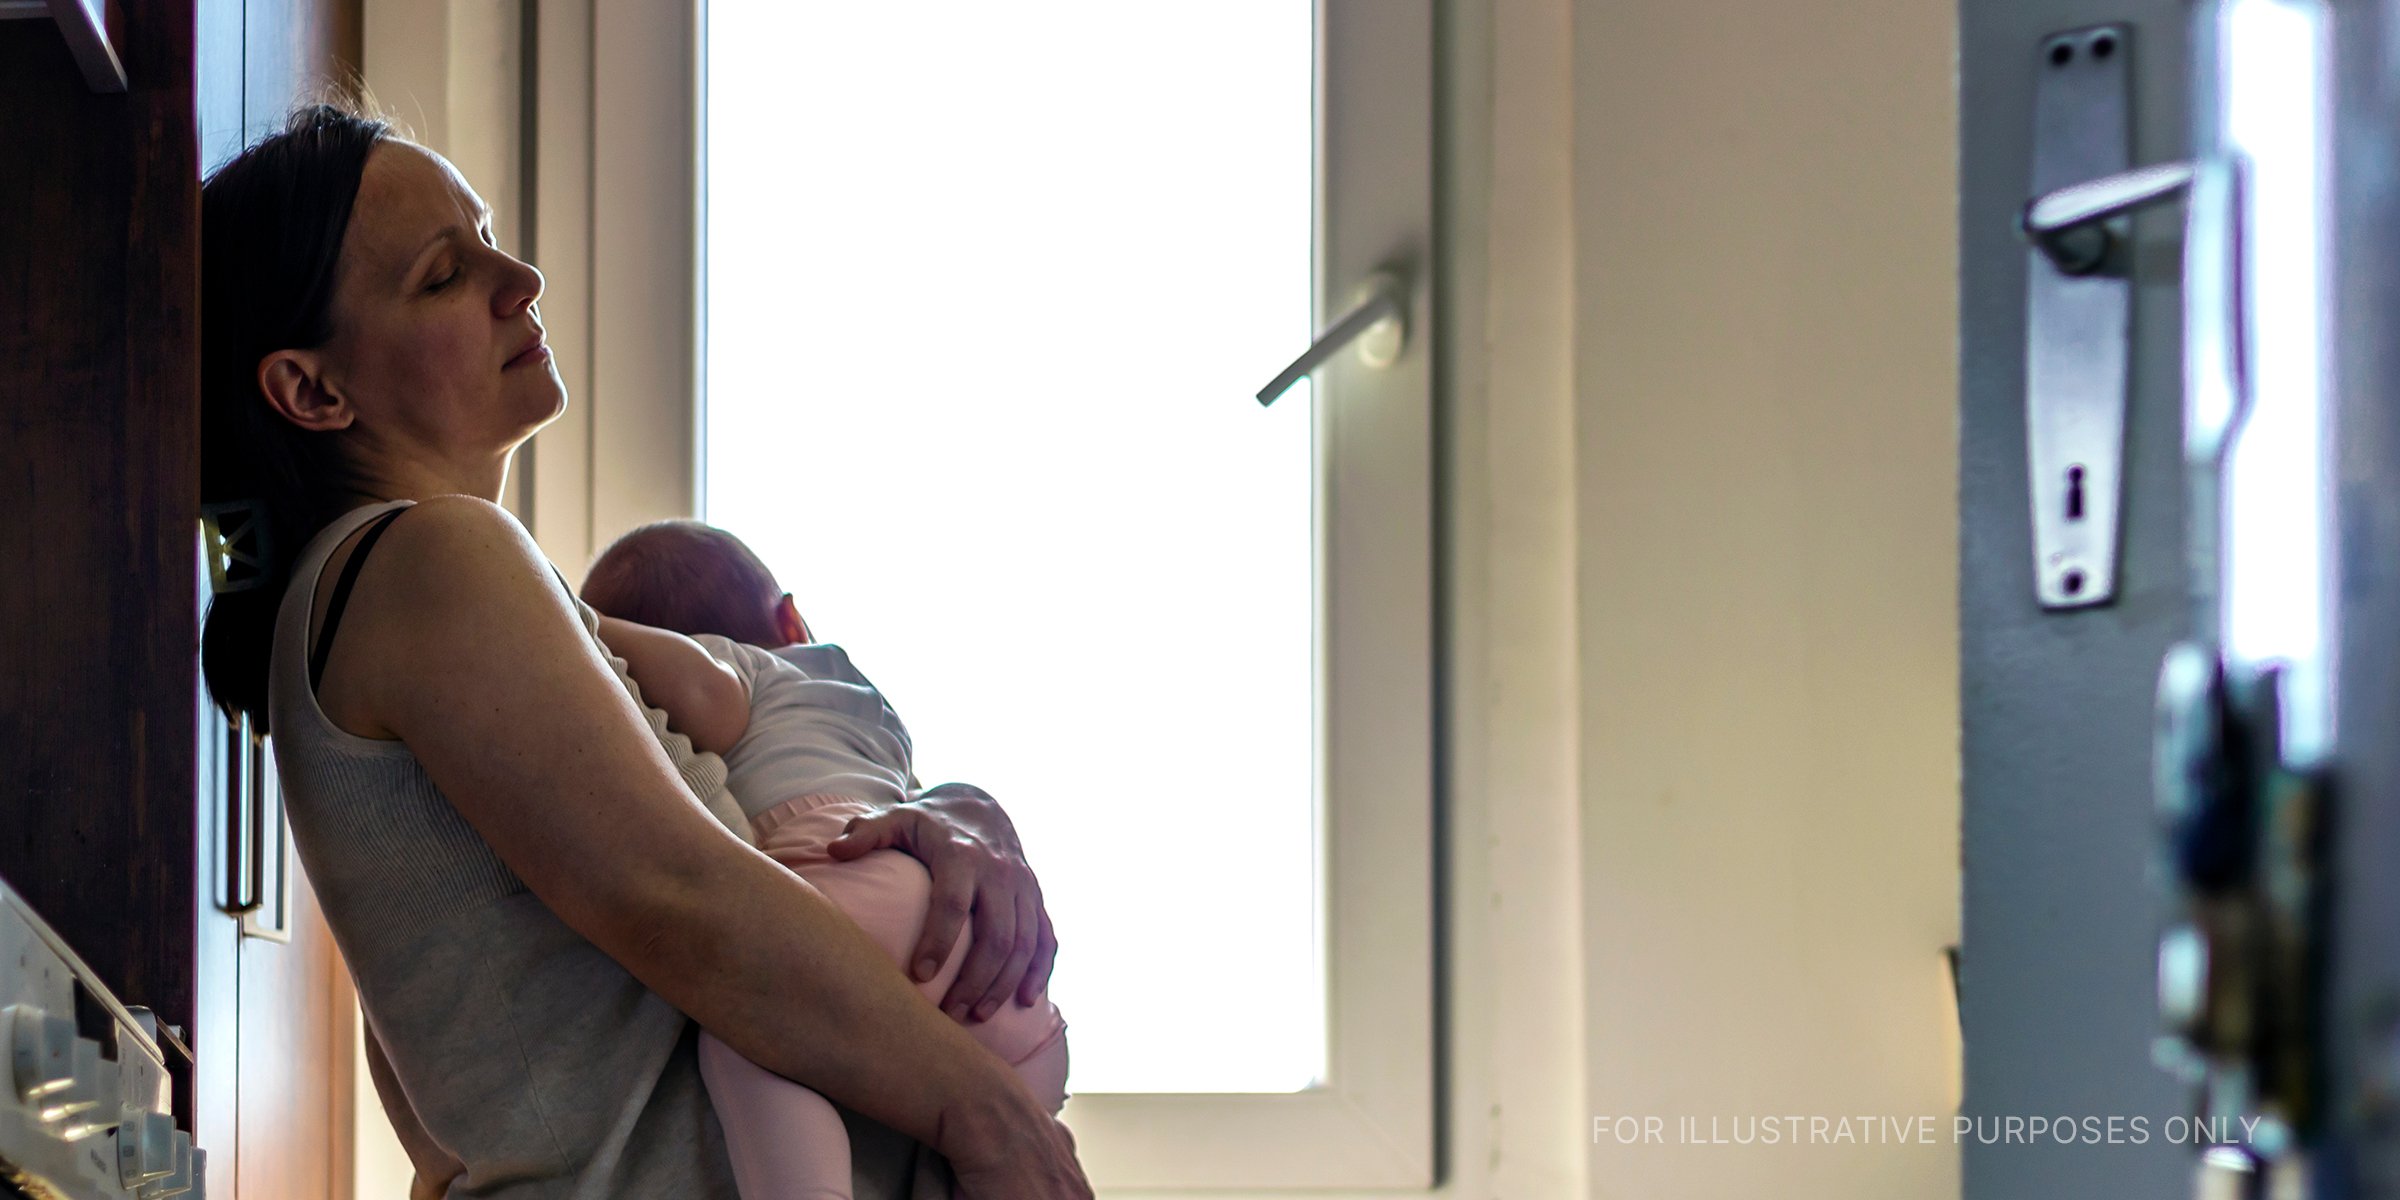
[702,2,1319,1093]
[2218,0,2332,762]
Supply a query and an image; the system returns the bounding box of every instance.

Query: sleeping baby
[580,519,1069,1200]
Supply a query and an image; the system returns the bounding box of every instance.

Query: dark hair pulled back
[201,103,394,729]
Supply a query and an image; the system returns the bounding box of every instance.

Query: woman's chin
[517,377,570,434]
[497,395,568,463]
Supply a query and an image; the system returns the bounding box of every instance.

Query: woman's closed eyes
[419,222,498,293]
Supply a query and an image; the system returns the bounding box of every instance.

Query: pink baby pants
[696,795,1070,1200]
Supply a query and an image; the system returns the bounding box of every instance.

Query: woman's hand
[826,782,1060,1020]
[938,1088,1092,1200]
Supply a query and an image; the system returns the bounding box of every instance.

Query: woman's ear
[256,350,355,433]
[775,594,812,646]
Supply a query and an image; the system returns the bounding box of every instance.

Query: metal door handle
[246,733,270,919]
[220,714,259,917]
[1255,271,1409,406]
[2020,25,2137,610]
[240,731,291,942]
[2022,160,2196,274]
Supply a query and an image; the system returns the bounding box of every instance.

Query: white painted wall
[362,0,530,525]
[1567,0,1962,1196]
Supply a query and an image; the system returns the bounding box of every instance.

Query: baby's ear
[774,593,812,645]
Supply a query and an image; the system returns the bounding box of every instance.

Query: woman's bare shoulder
[382,493,533,558]
[320,494,583,737]
[358,495,569,610]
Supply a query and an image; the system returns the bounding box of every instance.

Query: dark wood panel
[6,2,367,1193]
[0,0,203,1113]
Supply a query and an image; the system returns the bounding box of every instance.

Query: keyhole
[2066,465,2086,521]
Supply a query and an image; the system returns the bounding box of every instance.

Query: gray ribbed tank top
[267,500,739,1198]
[265,502,954,1199]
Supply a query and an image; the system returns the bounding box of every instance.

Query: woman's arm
[594,615,752,755]
[322,496,1086,1196]
[606,623,1062,1021]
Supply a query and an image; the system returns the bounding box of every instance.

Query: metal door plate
[2025,24,2132,609]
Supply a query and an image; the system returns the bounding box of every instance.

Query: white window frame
[515,0,705,569]
[520,1,1437,1191]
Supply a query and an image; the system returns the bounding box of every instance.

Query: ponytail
[199,103,392,729]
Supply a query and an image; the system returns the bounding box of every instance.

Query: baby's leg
[755,797,1072,1113]
[697,1030,854,1200]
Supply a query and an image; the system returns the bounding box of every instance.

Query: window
[531,0,1435,1187]
[704,2,1319,1097]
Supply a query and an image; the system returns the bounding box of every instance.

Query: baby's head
[581,520,811,647]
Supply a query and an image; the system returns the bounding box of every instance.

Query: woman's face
[302,140,563,472]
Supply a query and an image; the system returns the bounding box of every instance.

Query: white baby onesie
[690,635,918,825]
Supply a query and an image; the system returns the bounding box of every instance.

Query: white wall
[1567,0,1962,1196]
[363,0,531,524]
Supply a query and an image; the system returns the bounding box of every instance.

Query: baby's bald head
[581,520,789,646]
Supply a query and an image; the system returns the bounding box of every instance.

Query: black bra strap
[310,507,411,692]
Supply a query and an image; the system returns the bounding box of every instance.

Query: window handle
[1255,271,1410,406]
[2021,160,2195,274]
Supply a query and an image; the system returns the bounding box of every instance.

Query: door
[193,696,353,1200]
[1961,0,2400,1196]
[196,0,363,1195]
[1957,1,2190,1197]
[230,724,354,1200]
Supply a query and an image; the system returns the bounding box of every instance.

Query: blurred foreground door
[1957,1,2190,1196]
[1965,0,2400,1196]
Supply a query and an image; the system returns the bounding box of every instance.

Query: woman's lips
[505,341,550,369]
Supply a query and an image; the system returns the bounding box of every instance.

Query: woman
[199,103,1091,1199]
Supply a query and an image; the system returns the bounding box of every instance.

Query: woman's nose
[494,254,546,316]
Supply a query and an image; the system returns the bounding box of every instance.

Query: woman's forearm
[633,847,1036,1157]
